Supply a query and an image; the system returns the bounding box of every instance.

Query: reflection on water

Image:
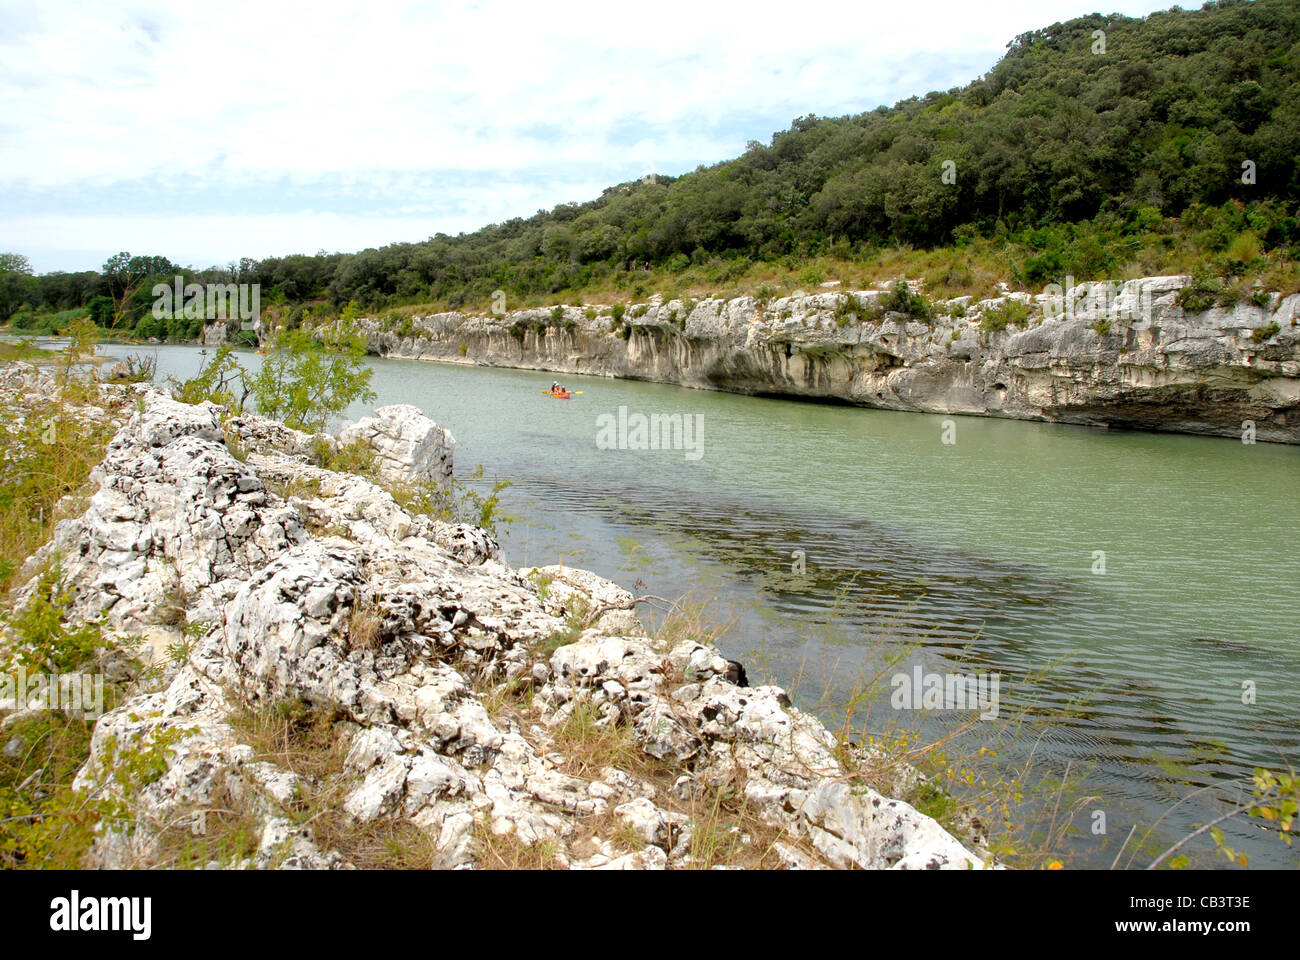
[100,342,1300,867]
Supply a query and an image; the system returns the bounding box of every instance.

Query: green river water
[100,342,1300,868]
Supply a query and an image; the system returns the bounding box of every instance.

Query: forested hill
[4,0,1299,328]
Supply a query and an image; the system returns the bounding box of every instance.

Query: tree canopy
[3,0,1298,327]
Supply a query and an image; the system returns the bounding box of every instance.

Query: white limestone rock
[5,385,988,872]
[339,404,454,489]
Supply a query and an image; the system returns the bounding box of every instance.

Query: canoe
[545,391,571,399]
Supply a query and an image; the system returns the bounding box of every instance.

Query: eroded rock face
[355,278,1300,443]
[17,384,985,870]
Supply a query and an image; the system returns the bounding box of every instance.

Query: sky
[0,0,1182,274]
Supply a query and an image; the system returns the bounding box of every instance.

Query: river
[98,341,1300,868]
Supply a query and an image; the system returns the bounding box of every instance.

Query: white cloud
[0,0,1177,270]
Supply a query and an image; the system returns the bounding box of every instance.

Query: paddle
[539,390,583,395]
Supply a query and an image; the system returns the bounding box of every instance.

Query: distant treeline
[2,0,1298,331]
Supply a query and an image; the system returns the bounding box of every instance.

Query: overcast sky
[1,0,1179,273]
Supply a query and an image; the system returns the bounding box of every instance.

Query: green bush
[980,299,1032,333]
[882,281,932,320]
[1177,271,1222,313]
[173,319,376,434]
[1252,321,1280,343]
[4,566,109,673]
[833,293,882,327]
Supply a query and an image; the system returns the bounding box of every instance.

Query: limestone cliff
[359,276,1300,443]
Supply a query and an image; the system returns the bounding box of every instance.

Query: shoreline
[347,277,1299,444]
[1,362,990,870]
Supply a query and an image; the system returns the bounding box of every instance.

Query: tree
[101,252,175,331]
[169,343,249,409]
[101,252,146,332]
[0,253,32,274]
[246,315,375,432]
[0,252,34,322]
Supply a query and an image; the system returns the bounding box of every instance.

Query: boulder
[339,404,454,488]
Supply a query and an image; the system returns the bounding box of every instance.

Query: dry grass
[140,772,265,869]
[472,818,564,869]
[346,599,382,651]
[367,229,1297,327]
[548,701,643,780]
[263,471,322,502]
[647,595,739,654]
[224,699,446,868]
[0,371,120,596]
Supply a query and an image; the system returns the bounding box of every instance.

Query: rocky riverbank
[353,276,1300,443]
[2,364,986,869]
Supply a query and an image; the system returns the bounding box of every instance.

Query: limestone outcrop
[338,403,454,490]
[357,276,1300,443]
[7,377,988,870]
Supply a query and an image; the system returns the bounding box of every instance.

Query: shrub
[1252,321,1280,343]
[392,465,512,538]
[4,566,109,673]
[0,385,116,591]
[1216,283,1244,309]
[832,294,881,326]
[980,299,1032,333]
[103,353,156,384]
[882,281,932,320]
[169,343,248,411]
[1177,271,1222,313]
[312,436,377,476]
[244,319,376,433]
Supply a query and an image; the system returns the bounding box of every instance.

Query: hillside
[3,0,1299,329]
